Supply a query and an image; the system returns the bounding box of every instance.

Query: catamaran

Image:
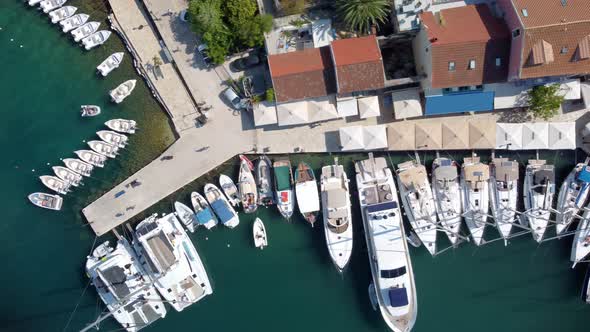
[321,158,352,271]
[489,158,519,245]
[253,218,268,249]
[556,159,590,235]
[72,21,100,42]
[63,158,93,177]
[97,52,124,77]
[52,165,82,187]
[191,192,218,230]
[97,130,128,148]
[255,156,274,206]
[461,157,490,246]
[273,159,295,219]
[204,183,239,228]
[397,160,438,256]
[40,175,70,195]
[105,119,137,134]
[571,208,590,268]
[74,149,106,168]
[28,192,63,211]
[110,80,136,103]
[88,140,118,158]
[355,154,417,332]
[60,13,89,33]
[523,160,555,243]
[133,214,212,312]
[295,161,320,226]
[48,5,76,23]
[238,155,257,214]
[86,239,167,332]
[219,174,240,207]
[431,157,462,246]
[174,201,196,233]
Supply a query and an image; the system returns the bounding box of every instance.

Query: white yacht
[71,21,100,42]
[97,52,124,77]
[355,154,417,332]
[461,157,490,246]
[489,158,519,245]
[40,175,70,195]
[74,149,106,168]
[133,214,213,312]
[63,158,93,177]
[397,160,438,256]
[556,159,590,235]
[86,239,167,332]
[48,5,76,23]
[97,130,128,148]
[82,30,111,50]
[174,201,196,233]
[238,155,258,214]
[105,119,137,134]
[191,192,218,230]
[88,140,119,158]
[431,158,462,246]
[110,80,137,103]
[40,0,66,13]
[523,160,555,243]
[52,165,82,187]
[204,184,240,228]
[219,174,240,207]
[571,209,590,267]
[60,13,89,33]
[28,192,63,211]
[320,158,352,272]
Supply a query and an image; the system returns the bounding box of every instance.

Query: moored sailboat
[461,157,490,246]
[295,161,320,226]
[273,159,295,219]
[556,159,590,235]
[237,155,257,213]
[571,209,590,268]
[489,158,519,245]
[431,157,462,246]
[523,160,555,242]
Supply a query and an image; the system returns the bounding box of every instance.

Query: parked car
[196,43,211,66]
[222,87,248,110]
[230,53,260,72]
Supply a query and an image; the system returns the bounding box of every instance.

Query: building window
[468,60,476,70]
[448,61,455,71]
[561,47,568,54]
[459,86,470,91]
[443,88,453,93]
[476,85,483,90]
[522,8,528,17]
[495,57,501,66]
[512,28,521,38]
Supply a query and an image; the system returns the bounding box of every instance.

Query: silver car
[222,87,247,110]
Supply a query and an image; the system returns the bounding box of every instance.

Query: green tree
[224,0,257,30]
[280,0,306,16]
[152,55,163,68]
[188,0,225,35]
[203,27,232,64]
[336,0,391,33]
[527,84,564,120]
[235,14,273,48]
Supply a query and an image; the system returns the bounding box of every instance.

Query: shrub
[265,88,275,102]
[527,84,564,120]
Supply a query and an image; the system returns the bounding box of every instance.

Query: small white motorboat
[238,155,258,214]
[256,155,274,206]
[97,52,124,77]
[60,13,89,33]
[88,140,118,158]
[523,160,555,243]
[82,30,111,51]
[28,192,63,211]
[52,166,82,187]
[105,119,137,134]
[109,79,136,103]
[80,105,101,117]
[191,191,218,230]
[40,175,70,195]
[97,130,128,148]
[28,0,43,6]
[40,0,67,13]
[253,218,268,249]
[74,150,107,168]
[63,158,93,177]
[489,158,519,245]
[174,201,196,233]
[205,183,240,228]
[48,5,76,23]
[71,21,100,42]
[219,174,240,207]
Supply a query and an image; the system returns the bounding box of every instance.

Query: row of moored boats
[27,0,112,50]
[28,119,137,210]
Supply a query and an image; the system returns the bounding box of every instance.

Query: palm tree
[336,0,391,33]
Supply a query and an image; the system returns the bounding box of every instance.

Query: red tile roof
[268,47,336,103]
[421,5,510,88]
[330,36,385,94]
[511,0,590,28]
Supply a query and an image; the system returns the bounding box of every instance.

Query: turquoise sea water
[2,2,590,332]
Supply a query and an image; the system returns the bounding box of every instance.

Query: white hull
[63,158,93,177]
[191,191,218,230]
[97,130,128,148]
[571,210,590,267]
[74,150,106,168]
[523,161,554,243]
[238,158,258,213]
[431,158,462,246]
[253,218,268,249]
[461,158,490,246]
[88,140,118,158]
[52,166,82,187]
[556,162,590,235]
[174,201,196,233]
[205,184,240,228]
[82,30,111,50]
[71,21,100,42]
[28,192,63,211]
[40,175,70,195]
[97,52,124,77]
[489,160,519,245]
[109,79,136,103]
[48,5,76,23]
[60,13,89,33]
[219,174,240,207]
[105,119,137,134]
[40,0,66,13]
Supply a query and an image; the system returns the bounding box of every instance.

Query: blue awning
[195,209,215,224]
[578,166,590,183]
[388,287,409,307]
[211,200,233,223]
[425,91,494,115]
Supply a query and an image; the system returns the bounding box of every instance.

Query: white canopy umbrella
[339,126,364,151]
[496,123,523,150]
[392,89,422,119]
[521,123,548,150]
[358,96,380,119]
[277,101,309,126]
[363,125,388,150]
[308,96,339,122]
[253,101,278,126]
[387,122,415,150]
[548,122,576,149]
[337,97,359,117]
